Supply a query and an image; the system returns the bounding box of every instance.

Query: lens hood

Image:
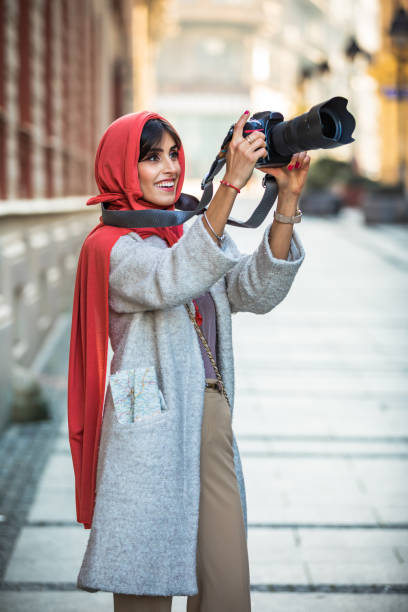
[270,96,355,160]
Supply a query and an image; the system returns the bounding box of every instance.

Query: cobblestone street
[0,206,407,611]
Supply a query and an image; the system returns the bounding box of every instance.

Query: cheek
[175,161,182,178]
[137,165,154,191]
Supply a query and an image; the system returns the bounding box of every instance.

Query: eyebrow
[146,145,179,153]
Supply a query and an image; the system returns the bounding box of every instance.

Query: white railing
[0,199,99,430]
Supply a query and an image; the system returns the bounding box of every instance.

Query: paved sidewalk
[0,206,407,611]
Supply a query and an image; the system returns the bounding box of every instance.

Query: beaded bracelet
[219,179,240,193]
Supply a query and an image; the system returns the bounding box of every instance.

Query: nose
[162,155,179,174]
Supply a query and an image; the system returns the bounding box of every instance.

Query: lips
[155,180,176,191]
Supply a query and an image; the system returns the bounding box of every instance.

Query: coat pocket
[110,365,168,426]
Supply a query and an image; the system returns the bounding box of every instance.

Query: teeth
[156,182,174,188]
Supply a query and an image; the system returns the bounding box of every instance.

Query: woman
[67,109,309,611]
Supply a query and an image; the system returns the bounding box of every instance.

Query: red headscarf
[68,111,201,529]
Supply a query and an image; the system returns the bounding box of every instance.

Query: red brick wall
[18,0,32,198]
[0,0,6,199]
[44,0,54,197]
[0,0,132,201]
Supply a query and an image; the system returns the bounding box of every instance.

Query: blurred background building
[150,0,380,180]
[0,0,134,203]
[0,0,407,432]
[0,0,155,431]
[149,0,407,207]
[369,0,408,193]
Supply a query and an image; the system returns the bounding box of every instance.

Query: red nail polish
[288,165,294,171]
[244,110,249,114]
[295,162,300,168]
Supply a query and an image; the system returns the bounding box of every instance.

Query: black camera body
[220,96,356,169]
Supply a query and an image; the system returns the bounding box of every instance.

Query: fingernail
[244,110,249,114]
[295,162,300,169]
[288,165,294,171]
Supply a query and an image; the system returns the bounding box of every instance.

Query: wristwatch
[274,209,302,224]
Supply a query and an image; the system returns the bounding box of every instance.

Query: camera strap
[101,155,279,230]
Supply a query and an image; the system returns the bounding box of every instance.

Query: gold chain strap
[184,303,231,410]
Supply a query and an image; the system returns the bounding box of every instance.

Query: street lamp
[296,61,330,114]
[345,36,372,63]
[343,36,372,185]
[389,5,408,197]
[297,60,330,87]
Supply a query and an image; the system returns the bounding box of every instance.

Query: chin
[151,193,177,207]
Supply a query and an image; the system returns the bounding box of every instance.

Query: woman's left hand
[258,151,311,197]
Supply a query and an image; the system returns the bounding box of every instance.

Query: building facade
[0,0,134,431]
[151,0,381,183]
[368,0,408,191]
[0,0,133,202]
[132,0,172,110]
[153,0,258,178]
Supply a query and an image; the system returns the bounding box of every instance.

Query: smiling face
[137,131,181,207]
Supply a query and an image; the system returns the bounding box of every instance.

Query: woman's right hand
[223,110,268,191]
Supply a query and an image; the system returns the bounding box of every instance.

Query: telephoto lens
[238,96,356,168]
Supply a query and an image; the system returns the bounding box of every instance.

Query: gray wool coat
[76,214,305,596]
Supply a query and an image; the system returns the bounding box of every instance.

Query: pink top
[194,291,218,379]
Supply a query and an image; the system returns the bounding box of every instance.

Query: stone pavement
[0,205,407,611]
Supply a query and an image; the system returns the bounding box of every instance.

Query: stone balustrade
[0,201,99,431]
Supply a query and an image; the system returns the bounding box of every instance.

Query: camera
[220,96,356,169]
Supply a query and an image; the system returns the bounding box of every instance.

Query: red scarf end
[192,300,203,326]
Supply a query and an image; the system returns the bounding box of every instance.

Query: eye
[143,149,179,162]
[146,152,159,161]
